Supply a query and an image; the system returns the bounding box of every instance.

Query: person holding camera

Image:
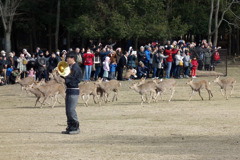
[83,48,94,81]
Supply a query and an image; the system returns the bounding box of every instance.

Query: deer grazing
[213,76,236,100]
[129,81,157,105]
[94,78,121,103]
[153,79,177,102]
[186,79,213,101]
[78,82,99,107]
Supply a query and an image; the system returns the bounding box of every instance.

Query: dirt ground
[0,66,240,160]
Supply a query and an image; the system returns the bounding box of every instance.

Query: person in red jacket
[191,57,198,78]
[164,46,178,79]
[83,48,94,81]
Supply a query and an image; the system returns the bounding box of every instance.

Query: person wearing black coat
[48,53,60,73]
[117,51,128,81]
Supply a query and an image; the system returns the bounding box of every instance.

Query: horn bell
[57,61,70,77]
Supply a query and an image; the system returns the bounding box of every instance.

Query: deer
[153,79,177,102]
[78,82,99,107]
[34,82,66,108]
[186,79,213,101]
[15,76,35,93]
[129,81,157,105]
[213,76,236,100]
[49,71,65,84]
[124,68,137,80]
[94,78,121,103]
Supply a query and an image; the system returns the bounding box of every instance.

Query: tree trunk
[237,29,240,56]
[55,0,61,51]
[48,23,52,53]
[213,0,220,47]
[67,30,70,50]
[134,37,138,51]
[4,31,11,54]
[228,26,232,56]
[208,0,214,43]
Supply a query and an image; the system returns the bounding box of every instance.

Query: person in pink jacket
[191,57,198,78]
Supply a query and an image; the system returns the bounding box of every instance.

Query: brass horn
[57,61,71,77]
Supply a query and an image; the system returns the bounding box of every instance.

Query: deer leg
[141,95,145,105]
[148,93,152,104]
[93,95,97,104]
[112,92,116,102]
[51,94,58,108]
[198,90,203,100]
[230,85,234,97]
[225,88,228,100]
[169,89,175,102]
[220,88,225,97]
[81,95,87,107]
[85,95,90,107]
[34,97,40,107]
[41,96,49,108]
[189,90,194,101]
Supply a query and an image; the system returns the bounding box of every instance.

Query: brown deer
[15,76,34,92]
[94,78,121,103]
[129,82,157,105]
[213,76,236,100]
[186,79,213,101]
[78,82,99,107]
[153,79,177,102]
[34,82,65,108]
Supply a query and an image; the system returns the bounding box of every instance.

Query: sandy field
[0,66,240,160]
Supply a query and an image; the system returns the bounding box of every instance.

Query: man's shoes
[61,130,70,134]
[69,128,80,134]
[62,128,80,134]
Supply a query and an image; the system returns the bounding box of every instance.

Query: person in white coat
[175,50,185,79]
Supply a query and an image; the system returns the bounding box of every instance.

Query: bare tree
[0,0,22,53]
[208,0,239,47]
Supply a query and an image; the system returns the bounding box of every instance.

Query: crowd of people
[0,39,221,86]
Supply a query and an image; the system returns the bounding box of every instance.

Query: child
[103,56,110,82]
[191,57,198,78]
[6,65,13,84]
[109,60,117,80]
[27,67,36,80]
[183,50,191,78]
[10,69,21,84]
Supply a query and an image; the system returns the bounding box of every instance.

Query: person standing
[117,51,128,81]
[191,57,198,78]
[83,48,94,81]
[37,51,48,81]
[62,51,82,134]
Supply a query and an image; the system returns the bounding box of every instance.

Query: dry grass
[0,66,240,160]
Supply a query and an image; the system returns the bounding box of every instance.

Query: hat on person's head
[39,50,43,54]
[1,50,6,55]
[23,48,27,52]
[140,46,144,49]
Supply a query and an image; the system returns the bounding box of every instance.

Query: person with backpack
[83,48,94,81]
